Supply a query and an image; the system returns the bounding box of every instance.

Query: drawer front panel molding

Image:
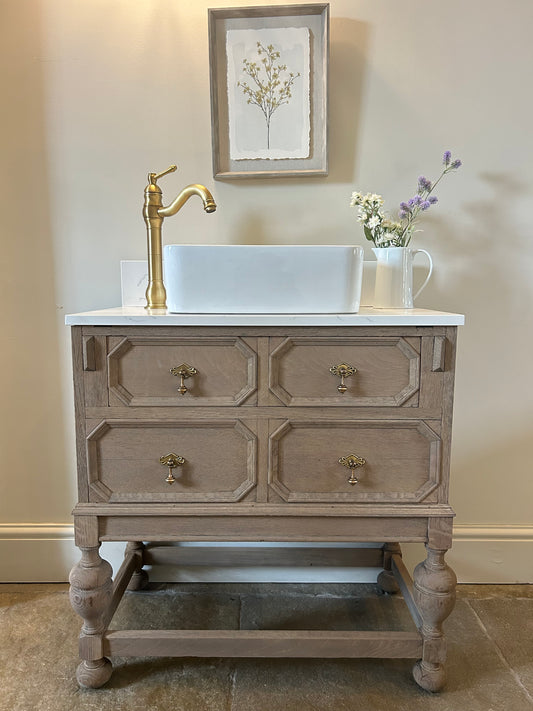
[86,419,257,503]
[269,337,420,406]
[107,336,257,406]
[269,420,441,503]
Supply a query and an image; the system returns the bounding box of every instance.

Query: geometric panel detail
[86,418,257,503]
[269,337,420,407]
[269,419,440,503]
[107,336,257,407]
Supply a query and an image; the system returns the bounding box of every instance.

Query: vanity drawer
[86,419,257,503]
[269,337,420,406]
[269,419,441,503]
[107,336,257,406]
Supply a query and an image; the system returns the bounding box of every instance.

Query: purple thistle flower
[418,176,432,192]
[352,151,461,249]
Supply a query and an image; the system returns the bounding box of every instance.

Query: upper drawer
[107,336,257,406]
[269,337,420,407]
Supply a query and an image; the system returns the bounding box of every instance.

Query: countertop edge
[65,307,465,327]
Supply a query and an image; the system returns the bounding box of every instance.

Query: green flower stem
[403,166,457,246]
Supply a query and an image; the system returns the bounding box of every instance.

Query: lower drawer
[269,420,441,503]
[86,419,257,503]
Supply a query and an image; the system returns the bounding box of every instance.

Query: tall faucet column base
[143,178,167,310]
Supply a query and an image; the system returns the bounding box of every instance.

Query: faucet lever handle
[149,165,178,185]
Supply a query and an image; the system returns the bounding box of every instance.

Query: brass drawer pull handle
[160,452,185,484]
[170,363,198,395]
[339,454,366,485]
[329,363,356,394]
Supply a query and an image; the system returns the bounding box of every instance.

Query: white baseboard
[0,524,532,584]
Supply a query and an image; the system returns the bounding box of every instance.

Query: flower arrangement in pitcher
[350,151,462,247]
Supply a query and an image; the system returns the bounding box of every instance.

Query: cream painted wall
[1,0,532,581]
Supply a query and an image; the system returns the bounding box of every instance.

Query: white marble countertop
[65,306,464,326]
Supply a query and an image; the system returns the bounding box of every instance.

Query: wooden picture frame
[208,4,329,180]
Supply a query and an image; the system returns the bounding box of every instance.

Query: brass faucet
[143,165,217,309]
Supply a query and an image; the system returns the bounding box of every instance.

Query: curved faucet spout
[143,169,217,309]
[158,184,217,218]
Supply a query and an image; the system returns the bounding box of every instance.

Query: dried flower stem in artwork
[237,41,300,149]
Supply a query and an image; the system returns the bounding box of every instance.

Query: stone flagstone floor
[0,583,532,711]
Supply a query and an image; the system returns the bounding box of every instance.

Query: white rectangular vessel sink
[163,245,364,314]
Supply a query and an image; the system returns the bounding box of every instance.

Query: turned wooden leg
[126,541,150,591]
[377,542,401,594]
[69,545,113,688]
[412,546,456,692]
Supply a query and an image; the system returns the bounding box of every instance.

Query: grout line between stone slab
[226,593,243,710]
[228,665,237,711]
[224,589,381,601]
[237,592,243,630]
[465,599,533,707]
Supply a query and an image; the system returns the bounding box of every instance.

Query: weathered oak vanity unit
[66,306,463,692]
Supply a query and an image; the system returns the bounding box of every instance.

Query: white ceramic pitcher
[372,247,433,309]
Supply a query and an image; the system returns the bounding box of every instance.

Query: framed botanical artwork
[208,4,329,179]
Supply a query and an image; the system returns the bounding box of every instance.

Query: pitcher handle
[412,249,433,301]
